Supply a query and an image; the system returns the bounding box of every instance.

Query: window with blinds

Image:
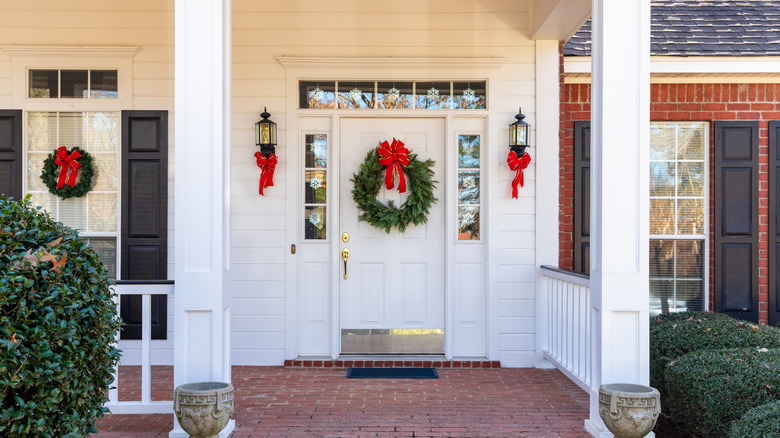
[649,122,707,315]
[26,111,120,277]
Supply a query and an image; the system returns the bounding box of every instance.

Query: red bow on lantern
[255,151,277,196]
[507,150,532,199]
[378,138,410,193]
[54,146,81,189]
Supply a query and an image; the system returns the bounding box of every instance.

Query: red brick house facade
[560,79,780,325]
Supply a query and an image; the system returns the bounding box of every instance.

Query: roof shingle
[564,0,780,56]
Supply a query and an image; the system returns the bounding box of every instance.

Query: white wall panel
[0,0,543,367]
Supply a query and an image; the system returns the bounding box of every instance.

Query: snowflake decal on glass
[312,87,323,98]
[309,211,323,229]
[349,87,363,101]
[463,87,475,99]
[427,86,439,98]
[310,137,327,167]
[387,87,400,99]
[309,176,323,190]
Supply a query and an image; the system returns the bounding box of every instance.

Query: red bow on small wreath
[507,150,531,199]
[255,151,277,196]
[378,138,410,193]
[54,146,81,189]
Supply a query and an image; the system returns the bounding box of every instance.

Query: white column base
[169,419,235,438]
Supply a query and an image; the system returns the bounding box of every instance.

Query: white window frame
[649,121,709,314]
[5,46,138,279]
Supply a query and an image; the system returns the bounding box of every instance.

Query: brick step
[284,359,500,368]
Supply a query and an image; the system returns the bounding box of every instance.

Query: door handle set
[341,247,350,279]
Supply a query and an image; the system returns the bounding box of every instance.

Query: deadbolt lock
[342,232,349,243]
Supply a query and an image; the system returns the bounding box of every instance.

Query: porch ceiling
[532,0,591,41]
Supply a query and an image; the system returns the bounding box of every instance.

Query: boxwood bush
[727,399,780,438]
[665,348,780,437]
[0,195,121,437]
[650,311,780,407]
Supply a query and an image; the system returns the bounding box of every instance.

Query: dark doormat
[347,367,438,378]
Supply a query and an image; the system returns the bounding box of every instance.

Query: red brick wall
[560,81,780,324]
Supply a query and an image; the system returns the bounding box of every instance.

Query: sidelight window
[304,134,328,240]
[457,134,481,240]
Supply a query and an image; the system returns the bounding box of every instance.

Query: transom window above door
[299,81,486,110]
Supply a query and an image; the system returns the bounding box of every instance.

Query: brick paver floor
[94,366,590,437]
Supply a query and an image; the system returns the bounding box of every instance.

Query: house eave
[564,55,780,83]
[531,0,591,41]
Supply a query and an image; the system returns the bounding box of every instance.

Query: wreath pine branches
[351,146,438,233]
[40,146,96,199]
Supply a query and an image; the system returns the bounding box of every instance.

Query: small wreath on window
[40,146,95,199]
[351,139,438,233]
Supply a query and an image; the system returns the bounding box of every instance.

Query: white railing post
[109,292,120,405]
[141,293,152,404]
[541,265,591,392]
[105,282,174,415]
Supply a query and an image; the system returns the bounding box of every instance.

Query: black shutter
[0,110,22,200]
[714,121,759,322]
[119,293,168,340]
[120,110,168,340]
[769,121,780,325]
[574,121,591,274]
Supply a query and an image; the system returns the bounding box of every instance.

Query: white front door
[339,117,445,354]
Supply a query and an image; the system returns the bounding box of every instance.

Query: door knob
[341,248,351,279]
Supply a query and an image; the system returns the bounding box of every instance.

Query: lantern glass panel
[515,124,527,146]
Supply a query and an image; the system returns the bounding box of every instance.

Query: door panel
[339,118,445,353]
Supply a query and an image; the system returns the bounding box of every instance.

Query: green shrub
[0,195,121,437]
[650,311,780,407]
[727,399,780,438]
[666,348,780,437]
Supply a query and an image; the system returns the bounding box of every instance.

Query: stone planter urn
[174,382,235,438]
[598,383,660,438]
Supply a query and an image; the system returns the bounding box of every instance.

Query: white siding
[0,1,176,363]
[1,0,543,367]
[231,0,538,366]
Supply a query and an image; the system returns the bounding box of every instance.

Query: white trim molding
[564,55,780,83]
[277,57,507,70]
[1,45,141,59]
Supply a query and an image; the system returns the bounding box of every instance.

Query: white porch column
[535,39,561,367]
[171,0,233,436]
[586,0,651,437]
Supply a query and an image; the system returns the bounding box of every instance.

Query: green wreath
[40,146,95,199]
[351,145,438,233]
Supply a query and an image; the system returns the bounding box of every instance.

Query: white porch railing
[106,281,174,414]
[541,265,591,392]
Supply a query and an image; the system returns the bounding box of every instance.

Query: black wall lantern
[509,107,530,156]
[255,107,277,156]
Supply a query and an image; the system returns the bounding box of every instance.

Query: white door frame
[280,57,505,361]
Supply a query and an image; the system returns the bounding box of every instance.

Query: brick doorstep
[284,358,501,368]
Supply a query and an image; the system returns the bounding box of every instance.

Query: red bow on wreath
[378,138,410,193]
[54,146,81,189]
[507,150,532,199]
[255,151,277,196]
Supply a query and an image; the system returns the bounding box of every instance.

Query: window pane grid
[649,122,706,315]
[300,81,487,110]
[457,135,481,240]
[28,69,117,99]
[303,134,328,240]
[26,111,120,277]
